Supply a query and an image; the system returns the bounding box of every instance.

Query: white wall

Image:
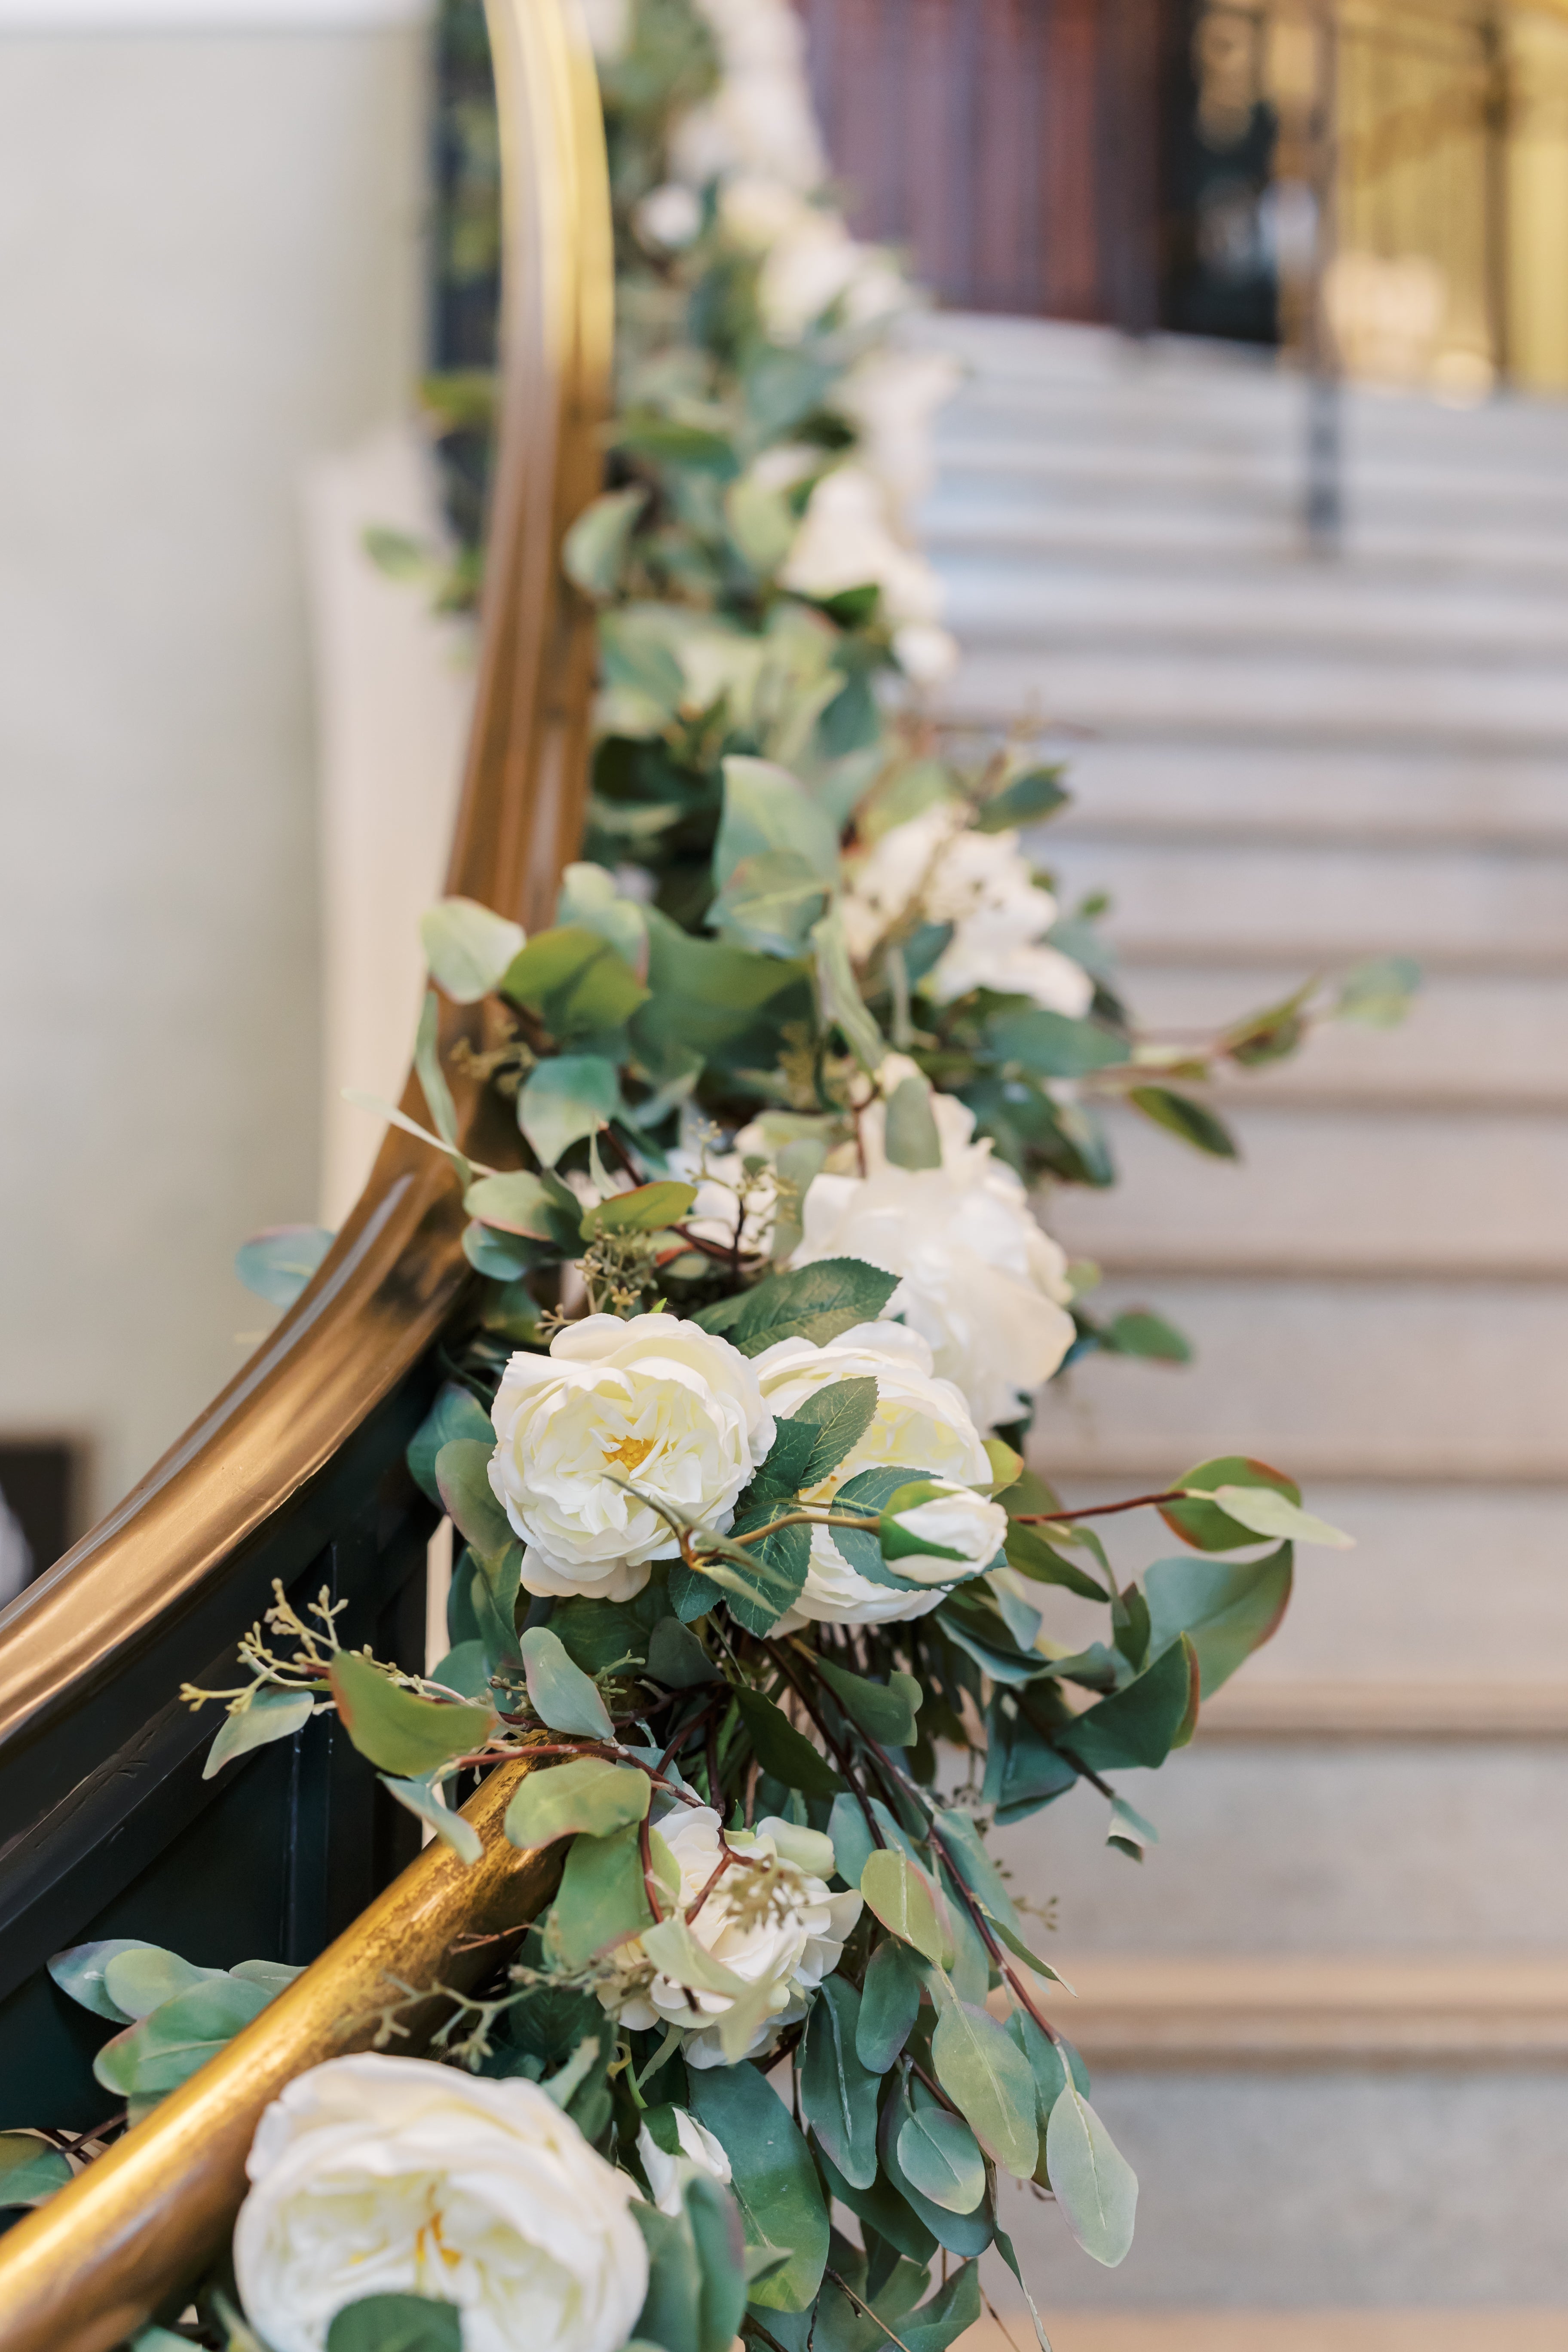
[0,15,429,1521]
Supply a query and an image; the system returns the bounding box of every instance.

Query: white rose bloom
[752,1323,995,1624]
[636,2109,733,2218]
[665,1138,778,1260]
[609,1809,861,2067]
[839,806,1093,1019]
[780,466,945,627]
[490,1315,775,1603]
[832,347,962,515]
[234,2054,647,2352]
[674,0,825,190]
[891,622,961,687]
[880,1478,1009,1582]
[634,181,704,252]
[790,1149,1076,1433]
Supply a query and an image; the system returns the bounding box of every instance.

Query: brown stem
[826,2271,916,2352]
[685,1844,740,1925]
[1014,1488,1184,1525]
[761,1640,884,1850]
[638,1811,665,1924]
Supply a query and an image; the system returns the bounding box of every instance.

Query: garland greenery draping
[3,3,1412,2345]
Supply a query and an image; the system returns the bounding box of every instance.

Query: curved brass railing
[0,0,608,1835]
[0,1766,554,2352]
[0,0,609,2334]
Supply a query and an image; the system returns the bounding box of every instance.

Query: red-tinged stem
[1014,1488,1184,1525]
[638,1810,665,1923]
[685,1844,740,1924]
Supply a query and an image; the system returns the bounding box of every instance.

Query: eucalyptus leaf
[1045,2084,1137,2266]
[420,896,525,1003]
[202,1687,315,1779]
[897,2081,986,2214]
[520,1626,616,1740]
[435,1437,515,1558]
[546,1821,653,1969]
[815,1655,921,1748]
[1061,1636,1198,1774]
[0,2134,71,2208]
[47,1938,153,2023]
[381,1773,484,1865]
[811,906,886,1074]
[687,2056,828,2312]
[799,1972,879,2188]
[102,1946,227,2021]
[733,1686,842,1798]
[928,1975,1038,2179]
[1143,1545,1292,1696]
[93,1975,273,2101]
[328,1650,495,1779]
[518,1054,622,1168]
[326,2295,463,2352]
[1158,1455,1302,1553]
[882,1076,942,1170]
[1206,1485,1353,1550]
[233,1225,334,1309]
[408,1382,495,1506]
[860,1848,952,1969]
[855,1935,925,2072]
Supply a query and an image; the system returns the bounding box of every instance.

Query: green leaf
[1062,1636,1198,1773]
[1102,1309,1192,1364]
[974,766,1069,831]
[434,1437,514,1558]
[928,1976,1038,2179]
[327,2294,463,2352]
[202,1687,315,1779]
[413,988,459,1154]
[1335,953,1421,1028]
[545,1820,653,1969]
[328,1650,494,1779]
[695,1260,899,1357]
[1045,2084,1137,2266]
[102,1947,227,2020]
[646,1617,721,1687]
[815,1655,921,1748]
[897,2080,986,2214]
[583,1181,698,1236]
[563,484,648,600]
[815,2143,938,2269]
[1158,1455,1302,1553]
[856,1936,925,2073]
[781,1377,878,1488]
[1206,1485,1353,1549]
[800,1972,880,2188]
[407,1382,495,1506]
[714,755,840,895]
[93,1975,273,2101]
[380,1774,484,1866]
[1002,1519,1109,1603]
[900,2257,982,2352]
[501,924,649,1040]
[980,1909,1072,1990]
[634,910,810,1062]
[518,1054,622,1168]
[882,1076,942,1170]
[463,1169,582,1250]
[933,1810,1020,1932]
[828,1793,925,1888]
[420,897,525,1003]
[47,1938,153,2023]
[1143,1545,1292,1697]
[980,1693,1078,1827]
[1006,2005,1091,2154]
[1126,1086,1237,1158]
[0,2135,71,2209]
[811,906,886,1073]
[860,1849,952,1969]
[520,1626,616,1740]
[711,851,832,959]
[877,2078,994,2258]
[985,1008,1128,1078]
[733,1686,842,1798]
[640,1915,749,2000]
[233,1225,334,1309]
[687,2057,829,2312]
[1107,1795,1159,1860]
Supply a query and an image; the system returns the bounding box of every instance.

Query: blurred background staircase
[914,315,1568,2338]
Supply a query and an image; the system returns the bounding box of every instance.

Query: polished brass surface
[0,1762,554,2352]
[0,0,609,1788]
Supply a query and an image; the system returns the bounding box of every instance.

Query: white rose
[924,826,1093,1017]
[234,2054,647,2352]
[674,0,826,191]
[879,1478,1008,1582]
[832,348,962,516]
[752,1323,994,1624]
[780,466,944,625]
[665,1139,777,1260]
[634,182,705,252]
[892,622,960,687]
[791,1154,1076,1433]
[609,1808,861,2067]
[489,1315,775,1602]
[636,2108,733,2217]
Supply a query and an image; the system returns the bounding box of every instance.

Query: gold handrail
[0,0,610,1779]
[0,1762,554,2352]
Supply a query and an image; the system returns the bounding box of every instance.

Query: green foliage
[1144,1545,1293,1696]
[0,2134,71,2209]
[928,1975,1038,2178]
[814,1655,921,1748]
[233,1225,334,1309]
[1126,1085,1238,1159]
[421,896,525,1002]
[1063,1636,1199,1773]
[202,1687,315,1779]
[687,2059,829,2312]
[800,1973,880,2188]
[520,1626,616,1739]
[1045,2084,1138,2266]
[504,1757,650,1850]
[501,924,649,1039]
[860,1850,952,1969]
[407,1382,494,1505]
[1158,1454,1302,1552]
[855,1937,925,2073]
[733,1687,842,1798]
[694,1259,899,1355]
[326,2295,462,2352]
[518,1054,623,1166]
[328,1650,494,1779]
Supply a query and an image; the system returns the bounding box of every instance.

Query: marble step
[977,2062,1568,2306]
[1039,834,1568,971]
[1104,966,1568,1110]
[965,2317,1568,2352]
[937,559,1568,661]
[1047,739,1568,847]
[1032,1274,1568,1480]
[1041,1479,1568,1685]
[1048,1103,1568,1277]
[943,646,1568,754]
[989,1743,1568,1951]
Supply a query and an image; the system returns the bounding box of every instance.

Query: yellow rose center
[603,1433,655,1474]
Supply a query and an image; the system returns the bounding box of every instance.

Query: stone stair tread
[1050,1103,1568,1275]
[1197,1680,1568,1741]
[1034,1275,1568,1479]
[964,2318,1568,2352]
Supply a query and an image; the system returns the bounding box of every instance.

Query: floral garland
[2,3,1414,2346]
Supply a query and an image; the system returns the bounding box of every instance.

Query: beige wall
[0,19,428,1523]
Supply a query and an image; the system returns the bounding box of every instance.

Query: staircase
[914,316,1568,2339]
